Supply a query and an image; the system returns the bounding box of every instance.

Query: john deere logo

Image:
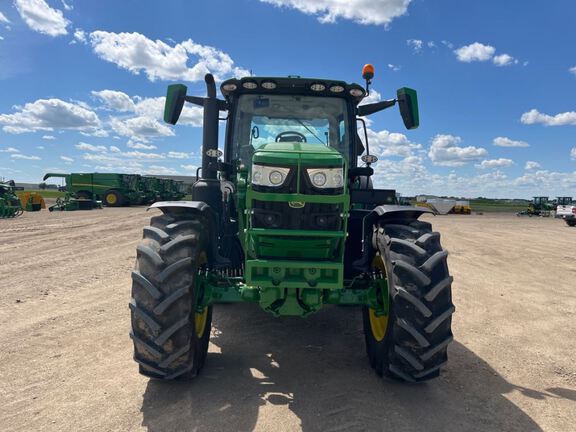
[289,201,305,208]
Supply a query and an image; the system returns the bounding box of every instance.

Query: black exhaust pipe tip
[205,73,216,98]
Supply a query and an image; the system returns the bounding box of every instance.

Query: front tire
[363,219,454,382]
[130,213,212,379]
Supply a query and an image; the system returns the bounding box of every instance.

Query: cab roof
[220,76,367,105]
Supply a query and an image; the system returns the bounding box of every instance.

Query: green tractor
[517,196,554,217]
[0,180,24,218]
[130,66,454,383]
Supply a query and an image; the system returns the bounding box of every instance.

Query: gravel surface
[1,208,575,431]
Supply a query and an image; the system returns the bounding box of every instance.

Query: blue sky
[0,0,574,198]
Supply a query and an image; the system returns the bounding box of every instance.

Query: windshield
[231,94,350,164]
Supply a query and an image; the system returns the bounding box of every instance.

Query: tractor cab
[556,196,573,206]
[533,196,549,206]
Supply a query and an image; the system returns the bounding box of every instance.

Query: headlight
[306,168,344,189]
[251,165,290,187]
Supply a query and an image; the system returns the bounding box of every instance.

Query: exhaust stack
[201,74,220,181]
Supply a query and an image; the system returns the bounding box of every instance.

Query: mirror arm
[185,95,228,111]
[185,95,205,106]
[356,99,396,117]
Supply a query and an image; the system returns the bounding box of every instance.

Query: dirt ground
[0,207,575,432]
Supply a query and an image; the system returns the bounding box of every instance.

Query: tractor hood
[252,142,344,167]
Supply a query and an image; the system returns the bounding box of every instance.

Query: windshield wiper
[295,118,325,144]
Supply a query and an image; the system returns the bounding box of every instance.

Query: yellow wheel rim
[369,308,388,342]
[195,251,208,338]
[369,255,389,342]
[106,193,117,205]
[195,308,208,337]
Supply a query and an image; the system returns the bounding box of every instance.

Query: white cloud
[525,161,541,170]
[111,116,174,139]
[521,109,576,126]
[493,53,517,67]
[441,40,454,49]
[81,153,122,163]
[454,42,495,62]
[358,89,381,106]
[366,129,421,158]
[387,63,401,71]
[144,165,180,175]
[122,151,165,160]
[571,148,576,160]
[42,134,56,140]
[60,0,72,11]
[513,170,576,192]
[11,153,41,160]
[92,89,135,112]
[91,90,203,129]
[493,136,529,148]
[75,142,107,152]
[259,0,413,26]
[60,155,73,163]
[15,0,70,37]
[0,98,101,134]
[0,36,4,41]
[126,139,157,150]
[167,151,190,159]
[0,11,10,24]
[134,96,203,126]
[109,145,121,153]
[87,31,249,82]
[80,128,108,137]
[570,66,576,76]
[73,28,86,43]
[0,147,20,153]
[407,38,423,52]
[428,134,487,166]
[477,158,514,169]
[181,164,198,171]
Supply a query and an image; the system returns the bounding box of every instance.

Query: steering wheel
[275,131,307,143]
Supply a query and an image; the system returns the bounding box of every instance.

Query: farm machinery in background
[18,191,46,212]
[517,196,554,217]
[0,180,23,218]
[415,196,471,215]
[43,173,185,208]
[128,66,455,383]
[48,193,102,212]
[44,173,143,207]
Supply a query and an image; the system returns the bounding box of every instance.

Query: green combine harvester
[0,180,23,218]
[43,172,144,207]
[138,176,159,205]
[130,66,454,383]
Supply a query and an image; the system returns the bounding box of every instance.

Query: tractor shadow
[141,304,549,432]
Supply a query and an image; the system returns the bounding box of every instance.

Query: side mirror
[164,84,187,125]
[396,87,419,130]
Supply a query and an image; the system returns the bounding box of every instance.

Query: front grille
[252,200,343,231]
